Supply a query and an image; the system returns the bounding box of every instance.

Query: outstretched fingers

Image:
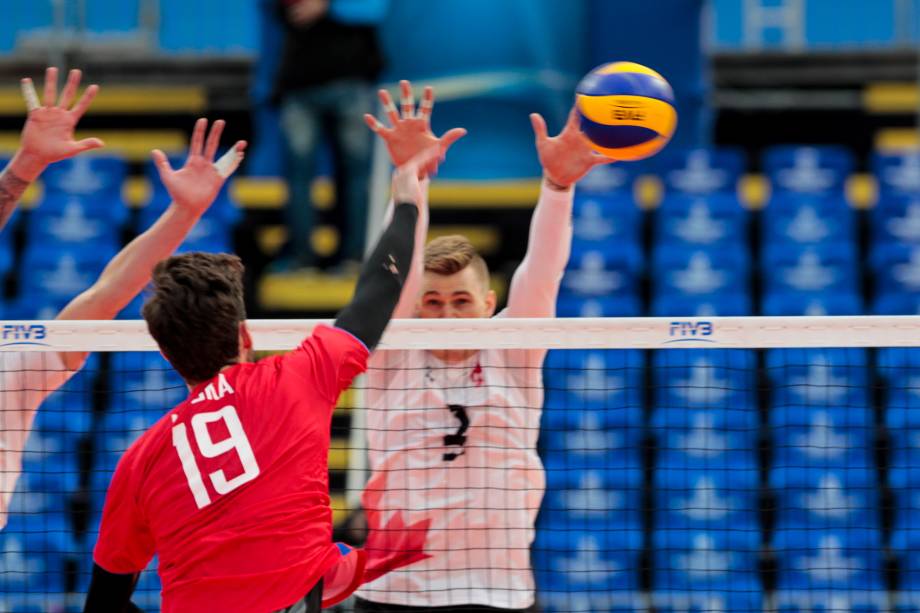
[73,137,105,154]
[418,86,434,121]
[529,113,549,141]
[439,127,467,150]
[563,106,581,133]
[379,89,399,126]
[203,119,225,161]
[151,149,174,178]
[70,84,99,121]
[188,118,207,158]
[58,69,81,109]
[399,80,415,118]
[42,67,58,108]
[21,78,40,112]
[364,113,388,134]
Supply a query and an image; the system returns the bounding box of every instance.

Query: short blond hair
[424,235,490,285]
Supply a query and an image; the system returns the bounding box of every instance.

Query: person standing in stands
[270,0,388,273]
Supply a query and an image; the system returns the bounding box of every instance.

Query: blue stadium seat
[653,467,759,532]
[27,355,100,441]
[652,349,757,410]
[116,294,145,320]
[2,292,68,319]
[656,147,746,195]
[571,191,641,245]
[762,199,854,246]
[0,231,12,277]
[19,243,114,301]
[770,407,874,471]
[762,291,863,316]
[561,242,643,297]
[574,162,635,196]
[762,243,858,296]
[878,348,920,389]
[41,156,127,198]
[654,590,764,613]
[6,461,79,519]
[870,242,920,298]
[651,529,761,603]
[655,193,748,248]
[556,294,641,317]
[28,192,127,246]
[763,145,854,195]
[773,528,884,592]
[540,464,643,529]
[872,193,920,245]
[765,348,869,407]
[541,408,643,459]
[655,410,759,457]
[874,293,920,314]
[651,292,752,317]
[533,529,643,593]
[141,157,240,252]
[872,150,920,197]
[108,352,187,411]
[652,245,750,298]
[0,514,75,594]
[892,525,920,591]
[770,466,879,532]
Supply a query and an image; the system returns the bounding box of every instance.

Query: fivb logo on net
[666,320,716,344]
[0,324,49,347]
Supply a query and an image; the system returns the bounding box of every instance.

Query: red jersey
[93,325,368,613]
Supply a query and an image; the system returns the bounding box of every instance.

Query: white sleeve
[504,184,574,318]
[0,351,76,529]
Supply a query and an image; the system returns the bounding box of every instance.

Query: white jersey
[0,351,74,529]
[357,346,547,609]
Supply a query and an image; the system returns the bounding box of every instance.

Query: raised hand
[151,118,247,216]
[530,107,613,190]
[365,80,466,173]
[13,67,104,181]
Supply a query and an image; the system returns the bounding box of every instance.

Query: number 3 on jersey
[172,405,261,509]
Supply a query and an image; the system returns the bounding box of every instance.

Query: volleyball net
[1,316,919,613]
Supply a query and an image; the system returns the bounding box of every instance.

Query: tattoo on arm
[0,167,29,231]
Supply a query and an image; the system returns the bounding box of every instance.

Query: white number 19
[171,405,260,509]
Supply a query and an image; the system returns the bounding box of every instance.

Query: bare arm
[390,178,429,318]
[57,119,246,370]
[0,164,30,230]
[505,180,573,317]
[364,80,465,318]
[505,108,612,318]
[0,67,103,232]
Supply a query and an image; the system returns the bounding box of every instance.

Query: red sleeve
[281,324,370,403]
[93,448,155,574]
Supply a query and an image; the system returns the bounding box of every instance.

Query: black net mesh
[0,343,917,613]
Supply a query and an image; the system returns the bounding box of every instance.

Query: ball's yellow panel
[576,95,678,136]
[590,136,671,161]
[594,61,666,80]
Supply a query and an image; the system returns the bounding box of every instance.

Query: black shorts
[353,597,539,613]
[276,580,323,613]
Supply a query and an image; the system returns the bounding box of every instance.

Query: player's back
[95,325,368,613]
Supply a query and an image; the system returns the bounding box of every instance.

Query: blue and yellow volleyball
[575,61,677,161]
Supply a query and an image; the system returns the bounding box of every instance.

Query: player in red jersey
[0,67,246,529]
[83,146,443,613]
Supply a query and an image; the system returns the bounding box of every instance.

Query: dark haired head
[142,252,247,385]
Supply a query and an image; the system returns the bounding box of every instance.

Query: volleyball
[575,61,677,161]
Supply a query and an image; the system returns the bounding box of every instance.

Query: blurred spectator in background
[270,0,388,273]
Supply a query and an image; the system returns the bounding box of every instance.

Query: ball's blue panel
[576,71,675,104]
[579,117,659,148]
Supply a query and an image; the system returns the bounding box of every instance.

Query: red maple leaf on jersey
[361,486,432,583]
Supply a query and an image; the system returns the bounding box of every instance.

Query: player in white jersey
[0,67,246,528]
[355,81,613,611]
